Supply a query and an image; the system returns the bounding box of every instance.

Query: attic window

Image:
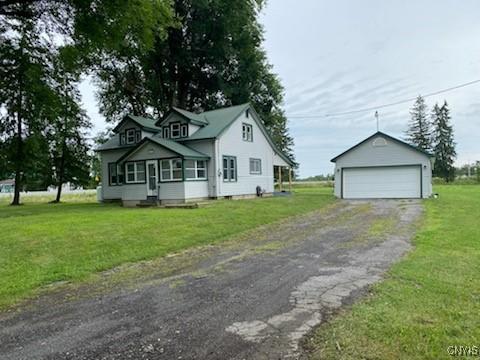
[126,129,136,144]
[163,127,170,139]
[246,109,250,118]
[181,124,188,138]
[171,123,181,138]
[373,137,387,147]
[242,123,253,142]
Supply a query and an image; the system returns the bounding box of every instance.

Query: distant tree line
[405,95,457,182]
[0,0,295,205]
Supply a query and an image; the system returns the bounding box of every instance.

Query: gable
[122,141,177,162]
[333,133,431,167]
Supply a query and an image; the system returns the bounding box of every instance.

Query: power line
[287,79,480,118]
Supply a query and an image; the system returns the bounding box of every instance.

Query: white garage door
[343,166,421,199]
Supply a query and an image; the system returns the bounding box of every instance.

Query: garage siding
[333,134,432,198]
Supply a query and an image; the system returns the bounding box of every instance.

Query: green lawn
[307,185,480,360]
[0,187,334,309]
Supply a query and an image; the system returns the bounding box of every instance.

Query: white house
[96,103,294,206]
[331,131,434,199]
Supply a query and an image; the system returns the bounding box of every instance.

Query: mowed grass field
[0,187,334,309]
[307,185,480,360]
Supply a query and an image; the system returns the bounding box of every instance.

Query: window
[242,123,253,142]
[245,109,250,118]
[181,124,188,138]
[171,123,181,138]
[126,129,136,144]
[135,130,141,143]
[108,163,124,186]
[249,158,262,174]
[223,156,237,182]
[120,133,126,145]
[160,158,183,181]
[185,160,207,180]
[163,127,170,139]
[125,161,146,183]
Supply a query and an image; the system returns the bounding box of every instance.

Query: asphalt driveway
[0,200,422,360]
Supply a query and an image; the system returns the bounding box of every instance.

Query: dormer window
[163,127,170,139]
[126,129,136,144]
[181,124,188,138]
[120,133,126,145]
[171,123,181,138]
[242,123,253,142]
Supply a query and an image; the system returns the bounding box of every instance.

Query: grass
[0,186,334,309]
[306,185,480,360]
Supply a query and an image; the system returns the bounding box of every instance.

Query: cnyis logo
[447,345,480,357]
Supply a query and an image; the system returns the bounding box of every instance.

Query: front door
[146,160,158,197]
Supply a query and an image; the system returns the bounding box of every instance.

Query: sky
[80,0,480,178]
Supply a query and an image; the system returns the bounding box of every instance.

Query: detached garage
[331,132,434,199]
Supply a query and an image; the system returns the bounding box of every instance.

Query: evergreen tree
[432,101,456,182]
[0,2,57,204]
[405,95,431,151]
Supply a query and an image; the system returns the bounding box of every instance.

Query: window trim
[170,122,181,139]
[185,159,207,181]
[242,123,253,142]
[126,128,136,144]
[124,161,146,184]
[223,155,237,182]
[180,124,188,138]
[159,158,183,182]
[163,127,170,139]
[249,158,262,175]
[108,162,124,186]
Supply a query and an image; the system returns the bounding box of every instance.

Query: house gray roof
[184,103,250,141]
[113,114,162,133]
[170,107,209,126]
[95,134,136,152]
[117,134,210,163]
[330,131,434,163]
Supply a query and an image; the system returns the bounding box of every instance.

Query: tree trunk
[11,116,22,205]
[54,142,66,203]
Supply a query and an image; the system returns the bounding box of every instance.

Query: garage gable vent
[372,137,387,147]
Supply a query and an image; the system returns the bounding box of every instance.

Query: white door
[343,166,421,199]
[146,160,158,197]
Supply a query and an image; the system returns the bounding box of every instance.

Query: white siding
[184,181,209,199]
[121,184,147,201]
[185,139,216,196]
[333,134,432,198]
[100,149,130,200]
[216,111,275,196]
[159,182,185,200]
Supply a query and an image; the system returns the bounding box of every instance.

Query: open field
[306,185,480,359]
[0,187,334,309]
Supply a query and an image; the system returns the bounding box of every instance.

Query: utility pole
[375,111,379,131]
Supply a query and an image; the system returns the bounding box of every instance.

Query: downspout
[215,138,221,197]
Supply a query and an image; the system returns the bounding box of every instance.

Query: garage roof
[331,131,434,163]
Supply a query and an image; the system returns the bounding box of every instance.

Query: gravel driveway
[0,199,422,360]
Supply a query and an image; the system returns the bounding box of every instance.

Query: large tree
[91,0,295,162]
[46,50,91,202]
[432,101,456,182]
[0,1,58,204]
[405,95,431,151]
